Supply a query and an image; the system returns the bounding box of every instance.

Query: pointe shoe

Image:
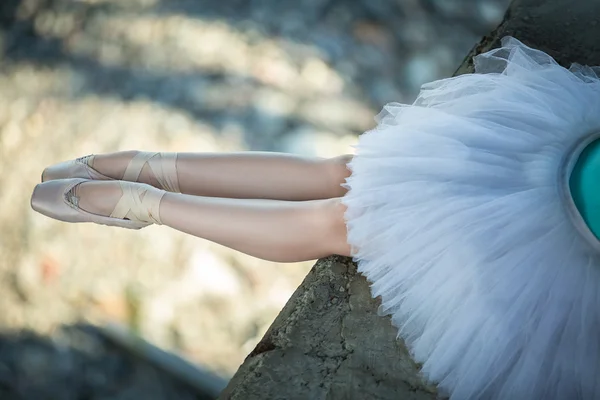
[41,155,111,182]
[31,178,166,229]
[41,152,181,193]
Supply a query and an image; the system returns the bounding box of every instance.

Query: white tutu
[341,36,600,400]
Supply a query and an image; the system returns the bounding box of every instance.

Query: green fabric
[570,139,600,239]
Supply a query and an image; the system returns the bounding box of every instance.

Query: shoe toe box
[41,161,74,182]
[31,179,85,222]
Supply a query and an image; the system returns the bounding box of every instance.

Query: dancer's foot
[41,151,180,193]
[31,179,165,229]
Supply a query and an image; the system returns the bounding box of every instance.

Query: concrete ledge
[219,256,437,399]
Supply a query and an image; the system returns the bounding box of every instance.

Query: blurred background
[0,0,510,398]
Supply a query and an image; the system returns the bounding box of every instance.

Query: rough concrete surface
[456,0,600,75]
[219,256,437,400]
[220,0,600,399]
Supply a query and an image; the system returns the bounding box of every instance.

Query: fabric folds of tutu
[341,36,600,399]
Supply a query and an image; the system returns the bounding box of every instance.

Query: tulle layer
[341,37,600,399]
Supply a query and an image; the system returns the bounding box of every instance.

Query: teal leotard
[570,139,600,239]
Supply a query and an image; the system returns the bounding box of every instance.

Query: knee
[324,154,353,196]
[320,197,351,257]
[327,154,353,177]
